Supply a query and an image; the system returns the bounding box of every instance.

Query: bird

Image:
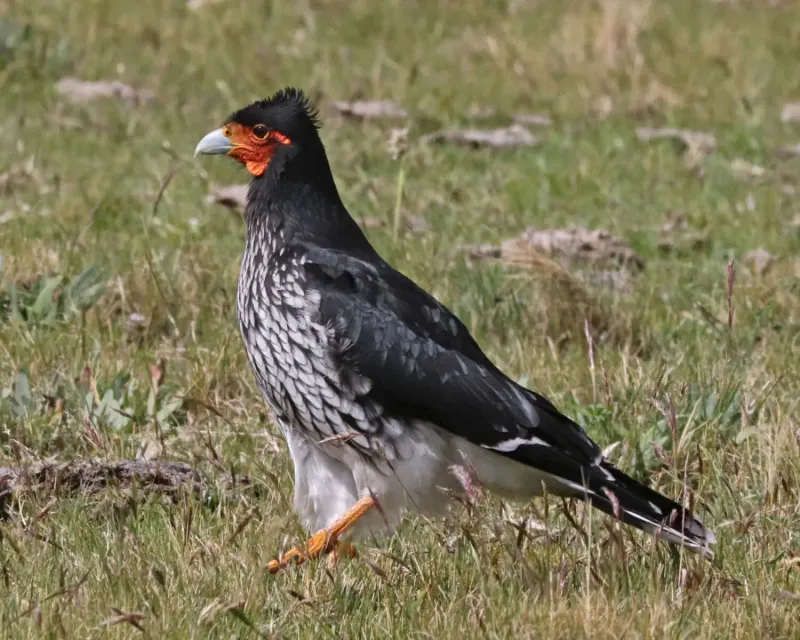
[194,87,715,572]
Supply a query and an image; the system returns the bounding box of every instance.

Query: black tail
[580,462,716,556]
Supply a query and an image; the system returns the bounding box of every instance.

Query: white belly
[283,420,562,537]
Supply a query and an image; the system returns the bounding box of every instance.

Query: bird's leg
[267,495,375,574]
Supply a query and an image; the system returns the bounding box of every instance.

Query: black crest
[228,87,321,140]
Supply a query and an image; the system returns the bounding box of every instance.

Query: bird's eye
[252,124,269,140]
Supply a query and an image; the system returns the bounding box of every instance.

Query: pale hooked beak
[194,128,236,156]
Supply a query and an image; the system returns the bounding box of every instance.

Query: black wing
[301,247,716,555]
[301,246,602,469]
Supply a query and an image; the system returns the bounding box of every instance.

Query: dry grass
[1,0,799,637]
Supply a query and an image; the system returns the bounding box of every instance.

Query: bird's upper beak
[194,128,237,156]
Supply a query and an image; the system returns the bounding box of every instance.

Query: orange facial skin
[223,122,292,177]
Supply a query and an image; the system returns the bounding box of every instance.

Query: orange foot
[267,495,375,574]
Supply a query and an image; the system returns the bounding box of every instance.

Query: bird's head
[194,87,322,179]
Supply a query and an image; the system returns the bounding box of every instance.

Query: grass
[1,0,799,636]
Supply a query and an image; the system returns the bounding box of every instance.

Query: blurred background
[1,0,799,637]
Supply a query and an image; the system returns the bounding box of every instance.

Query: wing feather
[301,247,601,466]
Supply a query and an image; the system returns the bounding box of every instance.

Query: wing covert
[301,247,602,466]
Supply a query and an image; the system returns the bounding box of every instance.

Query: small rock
[636,127,716,168]
[357,217,384,228]
[331,99,408,120]
[776,143,800,159]
[512,112,552,127]
[780,102,800,123]
[743,248,774,276]
[420,123,537,148]
[731,158,766,181]
[136,435,161,460]
[591,95,613,120]
[461,226,644,271]
[55,77,154,105]
[465,105,497,119]
[405,214,430,234]
[125,312,148,333]
[187,0,223,8]
[207,184,248,213]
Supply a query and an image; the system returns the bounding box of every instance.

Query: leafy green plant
[0,368,37,419]
[1,367,186,434]
[0,265,106,326]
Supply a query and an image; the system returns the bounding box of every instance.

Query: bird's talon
[267,497,375,574]
[267,533,341,574]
